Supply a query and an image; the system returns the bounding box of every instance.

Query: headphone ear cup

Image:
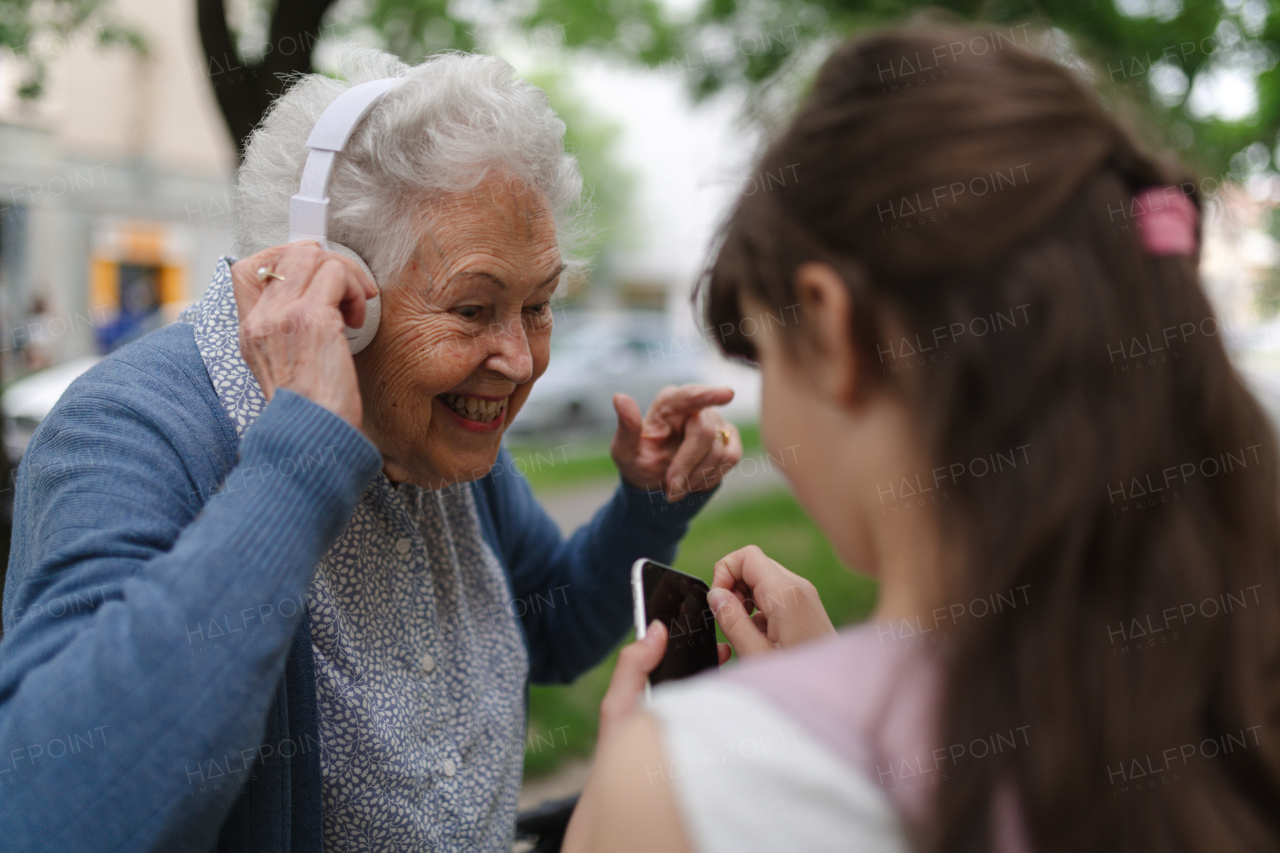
[327,242,381,355]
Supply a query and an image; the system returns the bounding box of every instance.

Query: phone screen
[639,560,720,686]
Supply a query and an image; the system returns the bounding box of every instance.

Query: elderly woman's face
[354,173,563,489]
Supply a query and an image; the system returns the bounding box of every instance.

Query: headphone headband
[288,77,402,246]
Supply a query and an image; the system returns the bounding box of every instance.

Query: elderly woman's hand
[611,386,743,501]
[231,242,378,429]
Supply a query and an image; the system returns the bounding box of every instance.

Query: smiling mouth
[439,393,508,424]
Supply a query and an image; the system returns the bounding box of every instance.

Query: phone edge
[630,557,653,704]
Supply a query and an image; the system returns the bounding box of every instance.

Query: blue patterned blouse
[182,258,528,852]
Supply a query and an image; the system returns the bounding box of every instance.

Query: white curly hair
[234,46,587,285]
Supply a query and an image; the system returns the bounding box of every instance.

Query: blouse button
[442,758,457,777]
[395,537,412,555]
[420,652,436,674]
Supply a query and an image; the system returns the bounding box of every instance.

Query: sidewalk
[535,449,790,535]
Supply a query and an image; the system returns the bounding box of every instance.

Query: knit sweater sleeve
[0,362,381,853]
[475,446,717,685]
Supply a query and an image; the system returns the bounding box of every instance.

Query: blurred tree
[0,0,144,99]
[2,1,1273,208]
[221,0,1270,179]
[179,1,1272,288]
[527,68,639,276]
[196,0,341,160]
[193,1,635,287]
[362,0,478,62]
[516,0,1280,178]
[1259,206,1280,317]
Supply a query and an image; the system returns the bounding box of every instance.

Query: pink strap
[1133,187,1198,257]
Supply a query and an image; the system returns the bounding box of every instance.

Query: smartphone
[631,558,720,698]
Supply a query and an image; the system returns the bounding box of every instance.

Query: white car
[509,312,709,438]
[3,356,102,461]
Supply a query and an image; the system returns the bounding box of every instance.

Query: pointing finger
[611,393,644,460]
[648,385,736,424]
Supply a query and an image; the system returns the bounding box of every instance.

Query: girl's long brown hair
[702,24,1280,852]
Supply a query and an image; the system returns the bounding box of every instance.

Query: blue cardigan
[0,322,711,852]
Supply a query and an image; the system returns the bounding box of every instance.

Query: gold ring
[256,265,285,283]
[716,429,731,444]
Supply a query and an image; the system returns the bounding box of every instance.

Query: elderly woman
[0,49,740,853]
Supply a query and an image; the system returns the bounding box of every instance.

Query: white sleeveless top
[647,622,1033,853]
[649,678,912,852]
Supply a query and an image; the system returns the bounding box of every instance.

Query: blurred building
[1200,183,1278,333]
[0,0,235,375]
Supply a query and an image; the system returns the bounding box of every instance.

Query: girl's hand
[597,622,666,745]
[597,620,733,745]
[708,545,836,657]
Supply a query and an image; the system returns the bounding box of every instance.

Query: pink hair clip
[1132,187,1198,257]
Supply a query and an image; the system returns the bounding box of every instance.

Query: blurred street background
[4,0,1280,815]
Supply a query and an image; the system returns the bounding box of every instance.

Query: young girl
[562,22,1280,853]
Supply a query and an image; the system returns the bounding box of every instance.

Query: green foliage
[735,419,762,454]
[341,1,1280,220]
[221,2,1280,267]
[1257,267,1280,318]
[508,422,762,492]
[507,0,1280,176]
[16,1,1275,218]
[507,439,619,491]
[0,0,145,100]
[525,666,612,775]
[363,0,476,63]
[527,69,639,264]
[1260,206,1280,318]
[670,488,878,628]
[334,3,637,271]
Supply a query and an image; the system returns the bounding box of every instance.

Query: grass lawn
[521,486,878,778]
[506,439,617,492]
[508,423,763,494]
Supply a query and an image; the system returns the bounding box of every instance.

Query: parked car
[0,311,710,457]
[3,356,102,462]
[508,311,708,438]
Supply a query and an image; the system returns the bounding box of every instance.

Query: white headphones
[288,77,401,354]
